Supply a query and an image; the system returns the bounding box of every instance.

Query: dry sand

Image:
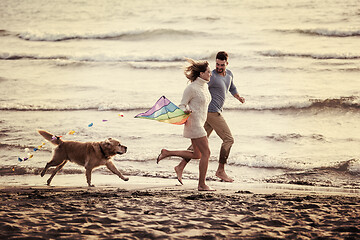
[0,177,359,240]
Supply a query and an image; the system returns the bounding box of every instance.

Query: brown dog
[38,130,129,187]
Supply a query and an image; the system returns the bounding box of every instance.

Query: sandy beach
[0,176,359,240]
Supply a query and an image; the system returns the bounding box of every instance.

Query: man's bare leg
[216,163,234,182]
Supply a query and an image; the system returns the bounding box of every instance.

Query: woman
[157,58,214,191]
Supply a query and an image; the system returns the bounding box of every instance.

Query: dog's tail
[38,130,63,145]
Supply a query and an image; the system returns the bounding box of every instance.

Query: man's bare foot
[216,170,234,182]
[156,149,168,164]
[198,185,216,191]
[174,166,183,185]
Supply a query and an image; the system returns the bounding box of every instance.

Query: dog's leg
[41,161,55,177]
[41,150,66,177]
[106,161,129,181]
[41,163,50,177]
[85,166,95,187]
[46,160,68,186]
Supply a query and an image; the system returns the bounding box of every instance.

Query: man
[175,51,245,183]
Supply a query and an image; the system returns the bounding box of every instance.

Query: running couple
[157,51,245,191]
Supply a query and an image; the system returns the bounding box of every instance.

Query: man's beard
[216,68,224,73]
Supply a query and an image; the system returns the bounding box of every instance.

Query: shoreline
[1,174,359,195]
[1,174,359,196]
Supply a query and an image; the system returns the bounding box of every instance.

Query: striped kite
[135,96,190,125]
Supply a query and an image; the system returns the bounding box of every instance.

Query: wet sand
[0,177,359,240]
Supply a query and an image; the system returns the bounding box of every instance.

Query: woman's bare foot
[174,165,183,185]
[156,149,168,164]
[198,185,216,191]
[216,170,234,182]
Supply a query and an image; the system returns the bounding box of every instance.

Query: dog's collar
[99,144,107,158]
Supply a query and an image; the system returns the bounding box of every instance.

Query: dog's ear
[102,139,111,147]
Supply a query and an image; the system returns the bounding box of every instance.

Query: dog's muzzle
[117,146,127,155]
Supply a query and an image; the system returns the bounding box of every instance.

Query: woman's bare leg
[157,148,200,163]
[157,137,214,191]
[174,159,187,185]
[174,144,195,184]
[192,137,214,191]
[158,144,200,183]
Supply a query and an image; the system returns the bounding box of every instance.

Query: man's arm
[233,93,245,104]
[228,71,245,104]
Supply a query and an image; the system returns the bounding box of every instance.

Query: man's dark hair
[216,51,228,61]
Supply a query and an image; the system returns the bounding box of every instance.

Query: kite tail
[38,130,63,145]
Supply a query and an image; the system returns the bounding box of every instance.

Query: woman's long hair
[184,58,209,82]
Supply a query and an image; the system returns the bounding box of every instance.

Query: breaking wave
[265,133,326,143]
[0,29,12,37]
[1,97,358,112]
[1,28,199,42]
[259,50,360,60]
[278,28,360,37]
[308,97,360,109]
[4,158,358,177]
[234,96,360,111]
[0,52,182,62]
[0,103,145,112]
[0,166,83,176]
[0,52,211,63]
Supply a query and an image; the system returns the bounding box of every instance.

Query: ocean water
[0,0,359,191]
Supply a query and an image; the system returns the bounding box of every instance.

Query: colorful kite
[135,96,190,125]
